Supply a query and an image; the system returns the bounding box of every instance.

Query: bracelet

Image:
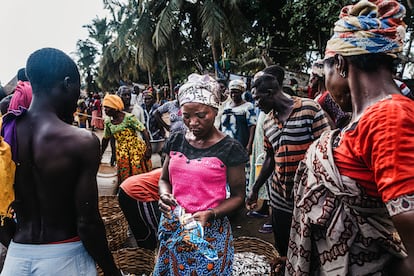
[207,208,217,220]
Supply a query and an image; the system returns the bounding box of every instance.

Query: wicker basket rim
[234,236,280,258]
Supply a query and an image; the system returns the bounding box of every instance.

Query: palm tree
[76,39,98,92]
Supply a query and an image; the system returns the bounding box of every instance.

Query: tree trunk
[166,54,174,99]
[147,68,152,87]
[211,40,219,78]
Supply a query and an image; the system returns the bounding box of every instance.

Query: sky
[0,0,109,85]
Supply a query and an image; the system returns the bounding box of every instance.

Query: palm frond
[198,0,228,41]
[240,58,265,70]
[136,39,156,72]
[152,0,182,50]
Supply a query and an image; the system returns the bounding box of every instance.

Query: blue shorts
[1,240,96,276]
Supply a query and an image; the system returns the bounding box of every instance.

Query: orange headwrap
[103,94,124,111]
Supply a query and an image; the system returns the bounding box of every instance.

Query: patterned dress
[153,133,248,276]
[103,113,152,184]
[156,100,187,135]
[287,95,414,275]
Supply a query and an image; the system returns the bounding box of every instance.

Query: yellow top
[0,118,16,225]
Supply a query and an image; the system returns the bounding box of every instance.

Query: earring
[340,71,347,78]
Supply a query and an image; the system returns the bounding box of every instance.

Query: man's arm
[154,110,170,132]
[391,210,414,275]
[246,125,256,155]
[75,134,120,275]
[0,217,15,247]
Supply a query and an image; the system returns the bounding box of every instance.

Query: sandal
[258,223,273,234]
[246,211,269,218]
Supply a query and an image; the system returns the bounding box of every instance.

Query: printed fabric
[286,130,407,275]
[142,103,166,140]
[263,97,330,212]
[156,100,187,134]
[154,133,247,275]
[0,132,15,224]
[104,113,152,183]
[325,0,406,58]
[221,101,256,148]
[154,213,233,276]
[178,73,220,109]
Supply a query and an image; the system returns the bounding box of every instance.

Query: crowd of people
[0,0,414,275]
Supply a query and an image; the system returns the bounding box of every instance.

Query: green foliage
[78,0,414,87]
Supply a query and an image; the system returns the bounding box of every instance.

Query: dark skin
[1,71,120,275]
[229,88,256,155]
[101,106,152,160]
[245,83,294,210]
[309,74,337,129]
[154,101,180,132]
[154,109,170,131]
[158,103,245,226]
[143,95,155,112]
[246,79,296,274]
[324,54,414,275]
[118,86,133,112]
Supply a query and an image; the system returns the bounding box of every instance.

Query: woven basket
[234,236,279,265]
[98,195,129,251]
[97,247,156,276]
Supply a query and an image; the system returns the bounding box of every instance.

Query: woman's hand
[192,209,215,227]
[158,193,177,218]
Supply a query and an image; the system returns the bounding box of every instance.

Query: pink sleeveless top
[168,151,227,214]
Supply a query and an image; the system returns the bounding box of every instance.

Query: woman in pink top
[155,74,248,275]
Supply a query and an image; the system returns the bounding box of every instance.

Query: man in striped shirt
[246,73,330,257]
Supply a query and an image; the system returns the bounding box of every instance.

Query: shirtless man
[0,48,120,275]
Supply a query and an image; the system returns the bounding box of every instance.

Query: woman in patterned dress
[286,1,414,275]
[100,94,152,184]
[155,74,248,275]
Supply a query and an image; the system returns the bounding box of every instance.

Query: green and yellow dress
[104,113,152,183]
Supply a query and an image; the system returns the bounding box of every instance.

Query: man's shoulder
[46,123,99,146]
[293,96,323,113]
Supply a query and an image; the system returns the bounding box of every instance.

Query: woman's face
[324,57,352,112]
[104,106,117,117]
[143,95,154,107]
[230,89,243,104]
[181,103,217,138]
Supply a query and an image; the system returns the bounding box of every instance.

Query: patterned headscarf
[325,0,406,58]
[178,73,220,109]
[103,94,124,111]
[229,79,246,92]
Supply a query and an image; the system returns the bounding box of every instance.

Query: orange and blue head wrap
[325,0,406,59]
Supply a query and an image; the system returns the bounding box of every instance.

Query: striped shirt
[263,97,330,212]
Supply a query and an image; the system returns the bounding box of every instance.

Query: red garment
[8,81,32,111]
[334,94,414,203]
[120,168,161,202]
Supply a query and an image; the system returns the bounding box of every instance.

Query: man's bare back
[14,114,100,244]
[0,48,120,275]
